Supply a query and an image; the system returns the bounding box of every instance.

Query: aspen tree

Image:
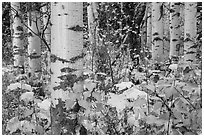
[169,2,181,58]
[151,2,164,63]
[87,2,99,72]
[184,2,197,63]
[11,2,24,69]
[27,4,41,76]
[50,2,83,134]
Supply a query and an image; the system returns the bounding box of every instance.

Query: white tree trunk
[11,2,24,68]
[152,2,164,63]
[146,3,152,52]
[27,9,41,76]
[51,2,83,134]
[184,2,197,63]
[170,2,181,58]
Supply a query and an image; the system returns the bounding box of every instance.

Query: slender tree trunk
[163,2,170,61]
[42,3,51,76]
[146,3,152,53]
[11,2,24,69]
[151,2,164,63]
[87,2,99,72]
[179,3,185,56]
[50,2,83,134]
[27,7,41,76]
[169,2,181,58]
[184,2,197,63]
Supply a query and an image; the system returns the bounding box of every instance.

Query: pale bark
[27,9,41,76]
[169,2,181,58]
[87,2,99,72]
[11,2,24,68]
[152,2,164,63]
[146,3,152,52]
[184,2,197,63]
[50,2,83,134]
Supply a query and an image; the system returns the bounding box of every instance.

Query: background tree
[27,3,42,77]
[169,2,182,58]
[151,2,164,63]
[11,2,25,70]
[184,2,197,64]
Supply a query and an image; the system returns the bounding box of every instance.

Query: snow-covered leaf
[7,83,32,92]
[96,72,106,76]
[123,86,147,99]
[115,82,134,91]
[37,99,51,111]
[20,92,34,102]
[83,69,93,75]
[6,117,21,133]
[107,93,127,112]
[84,79,96,91]
[169,64,178,70]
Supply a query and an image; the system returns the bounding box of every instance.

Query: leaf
[20,120,35,133]
[82,120,94,130]
[35,125,44,134]
[173,109,183,119]
[134,110,139,120]
[133,98,147,107]
[127,115,136,126]
[20,92,34,102]
[73,82,83,93]
[141,83,155,93]
[78,100,90,109]
[153,101,163,111]
[95,103,103,112]
[6,117,21,133]
[65,99,75,110]
[37,99,51,111]
[84,79,96,91]
[171,129,182,135]
[164,86,178,98]
[146,115,158,124]
[159,112,169,120]
[23,109,34,117]
[115,82,134,91]
[92,92,101,101]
